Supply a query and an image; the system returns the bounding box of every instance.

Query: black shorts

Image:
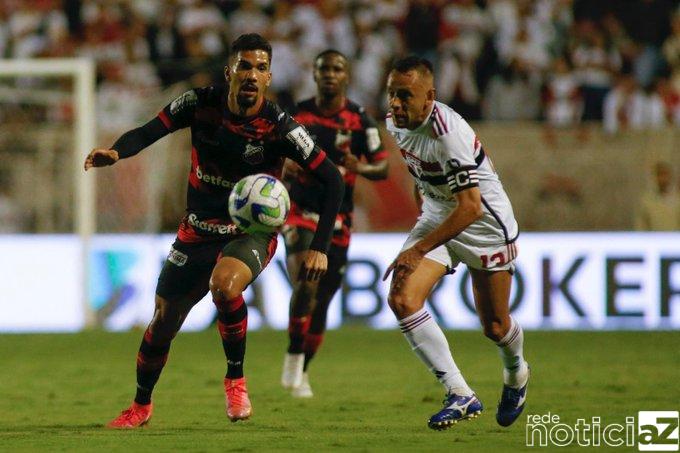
[281,225,348,281]
[156,233,277,301]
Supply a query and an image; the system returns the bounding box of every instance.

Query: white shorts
[401,219,518,273]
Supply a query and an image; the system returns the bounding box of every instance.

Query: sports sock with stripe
[399,308,473,397]
[135,328,171,405]
[215,294,248,379]
[496,316,529,388]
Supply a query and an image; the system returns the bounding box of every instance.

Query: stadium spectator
[482,59,542,120]
[603,74,666,133]
[635,161,680,231]
[664,11,680,65]
[571,26,622,121]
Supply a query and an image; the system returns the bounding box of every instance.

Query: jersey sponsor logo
[335,129,352,152]
[187,213,239,235]
[170,90,198,114]
[195,165,235,188]
[243,142,264,164]
[366,127,381,152]
[167,247,188,266]
[287,126,314,158]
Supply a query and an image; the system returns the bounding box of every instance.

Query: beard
[236,92,257,108]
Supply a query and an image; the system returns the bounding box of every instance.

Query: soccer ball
[228,173,290,234]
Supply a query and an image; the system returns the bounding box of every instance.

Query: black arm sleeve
[307,157,345,253]
[111,117,170,159]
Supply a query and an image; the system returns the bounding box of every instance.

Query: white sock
[496,316,529,388]
[399,308,473,396]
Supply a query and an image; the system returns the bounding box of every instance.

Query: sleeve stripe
[449,182,479,193]
[445,167,478,179]
[308,150,327,170]
[158,110,173,130]
[434,107,449,134]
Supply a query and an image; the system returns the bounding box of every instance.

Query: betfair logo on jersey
[187,213,239,235]
[195,165,235,188]
[243,142,264,165]
[170,90,197,114]
[287,126,314,158]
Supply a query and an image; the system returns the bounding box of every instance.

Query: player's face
[387,70,435,129]
[226,50,272,108]
[313,54,348,98]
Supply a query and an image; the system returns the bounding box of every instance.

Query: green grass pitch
[0,328,678,452]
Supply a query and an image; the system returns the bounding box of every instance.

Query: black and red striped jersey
[157,86,327,242]
[289,98,387,217]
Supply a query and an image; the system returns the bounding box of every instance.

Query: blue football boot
[496,368,530,427]
[427,393,483,430]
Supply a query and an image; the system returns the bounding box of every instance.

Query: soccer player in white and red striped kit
[382,56,530,430]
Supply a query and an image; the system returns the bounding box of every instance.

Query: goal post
[0,58,96,326]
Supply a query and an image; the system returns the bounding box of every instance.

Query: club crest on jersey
[243,142,264,164]
[170,90,198,114]
[405,153,423,177]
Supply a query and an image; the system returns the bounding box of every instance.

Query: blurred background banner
[1,232,679,332]
[1,0,679,332]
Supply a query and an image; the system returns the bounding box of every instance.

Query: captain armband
[445,165,479,193]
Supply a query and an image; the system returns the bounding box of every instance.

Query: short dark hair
[391,56,434,75]
[315,49,348,63]
[231,33,272,62]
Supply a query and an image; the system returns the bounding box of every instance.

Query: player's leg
[212,232,277,421]
[469,265,529,427]
[108,240,215,428]
[281,226,318,389]
[388,257,481,430]
[291,244,347,398]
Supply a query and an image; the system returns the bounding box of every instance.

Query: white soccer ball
[228,173,290,234]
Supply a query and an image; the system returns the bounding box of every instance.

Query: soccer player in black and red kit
[84,34,344,428]
[280,50,388,397]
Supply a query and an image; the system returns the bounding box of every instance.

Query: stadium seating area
[2,0,679,126]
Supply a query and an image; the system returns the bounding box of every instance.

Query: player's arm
[281,115,345,281]
[342,115,389,180]
[414,183,423,212]
[84,89,199,170]
[84,117,168,170]
[384,122,481,281]
[411,186,482,254]
[341,155,388,180]
[383,186,482,281]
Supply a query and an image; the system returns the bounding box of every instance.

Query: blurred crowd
[1,0,680,130]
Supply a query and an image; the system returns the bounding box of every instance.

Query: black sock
[134,329,170,405]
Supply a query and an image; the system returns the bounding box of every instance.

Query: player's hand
[340,153,361,174]
[282,158,303,180]
[84,148,120,171]
[382,246,426,282]
[298,249,328,281]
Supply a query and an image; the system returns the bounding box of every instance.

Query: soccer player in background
[84,33,344,428]
[280,50,388,397]
[382,56,529,430]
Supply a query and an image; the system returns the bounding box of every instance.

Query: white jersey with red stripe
[386,101,518,246]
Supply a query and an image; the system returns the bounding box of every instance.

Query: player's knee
[148,304,182,342]
[209,270,246,302]
[482,319,506,342]
[388,291,418,318]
